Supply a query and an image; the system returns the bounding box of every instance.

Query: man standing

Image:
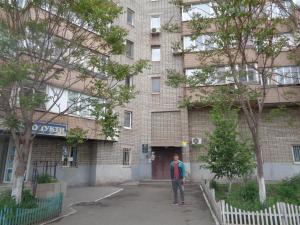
[170,153,186,205]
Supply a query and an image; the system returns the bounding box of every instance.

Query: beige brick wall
[95,0,186,169]
[151,111,182,147]
[31,137,95,166]
[188,107,300,164]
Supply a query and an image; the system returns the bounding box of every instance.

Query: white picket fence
[219,200,300,225]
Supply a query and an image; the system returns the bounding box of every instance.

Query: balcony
[185,84,300,105]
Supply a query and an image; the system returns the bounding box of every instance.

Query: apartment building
[1,0,300,187]
[93,0,300,183]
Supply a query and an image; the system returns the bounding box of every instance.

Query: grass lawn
[212,174,300,211]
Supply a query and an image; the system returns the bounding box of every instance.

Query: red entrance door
[152,147,182,180]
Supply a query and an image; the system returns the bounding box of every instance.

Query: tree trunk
[11,133,32,203]
[228,179,232,193]
[253,135,267,204]
[11,157,28,203]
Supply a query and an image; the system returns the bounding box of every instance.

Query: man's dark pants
[172,179,184,203]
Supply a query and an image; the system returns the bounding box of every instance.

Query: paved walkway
[51,183,215,225]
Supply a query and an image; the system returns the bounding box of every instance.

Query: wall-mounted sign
[32,122,68,137]
[0,119,68,137]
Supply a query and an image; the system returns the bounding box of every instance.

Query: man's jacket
[170,160,186,179]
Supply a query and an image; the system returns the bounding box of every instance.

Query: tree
[0,0,147,202]
[167,0,297,203]
[200,99,255,192]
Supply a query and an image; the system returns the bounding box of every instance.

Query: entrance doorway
[152,147,182,180]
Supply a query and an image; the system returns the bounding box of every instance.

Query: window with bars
[293,145,300,163]
[123,148,131,166]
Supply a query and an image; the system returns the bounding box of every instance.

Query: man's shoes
[180,201,185,205]
[172,202,179,205]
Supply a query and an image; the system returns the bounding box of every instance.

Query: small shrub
[240,182,259,202]
[37,174,57,184]
[274,174,300,205]
[0,189,37,210]
[210,180,218,190]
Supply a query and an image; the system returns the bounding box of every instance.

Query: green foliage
[0,190,37,210]
[200,103,255,182]
[37,174,58,184]
[214,174,300,210]
[66,127,88,147]
[96,106,119,140]
[269,174,300,205]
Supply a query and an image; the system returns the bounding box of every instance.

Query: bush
[239,182,259,202]
[0,189,37,210]
[226,182,264,211]
[214,174,300,211]
[210,180,218,190]
[37,174,57,184]
[274,174,300,205]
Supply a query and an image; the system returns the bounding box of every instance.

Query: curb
[40,188,124,225]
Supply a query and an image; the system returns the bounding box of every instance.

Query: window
[17,81,47,109]
[293,145,300,163]
[126,40,134,58]
[125,76,133,87]
[274,66,300,85]
[67,90,103,118]
[237,65,258,83]
[264,1,291,19]
[151,77,161,93]
[183,35,216,52]
[122,148,131,166]
[46,85,104,118]
[124,111,132,129]
[127,8,135,26]
[62,146,78,167]
[151,46,160,61]
[185,65,258,85]
[151,16,161,30]
[182,3,215,21]
[7,0,27,8]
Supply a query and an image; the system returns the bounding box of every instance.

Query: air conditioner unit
[151,27,160,34]
[191,138,202,145]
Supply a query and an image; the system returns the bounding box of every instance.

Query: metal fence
[0,193,63,225]
[31,161,58,196]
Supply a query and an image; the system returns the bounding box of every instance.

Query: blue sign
[32,122,68,137]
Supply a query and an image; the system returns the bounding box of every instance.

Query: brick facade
[1,0,299,185]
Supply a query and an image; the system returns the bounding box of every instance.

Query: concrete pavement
[41,186,123,225]
[51,183,215,225]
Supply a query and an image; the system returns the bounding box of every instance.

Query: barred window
[123,148,131,166]
[293,145,300,163]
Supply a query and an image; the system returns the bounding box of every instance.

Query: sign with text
[32,122,68,137]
